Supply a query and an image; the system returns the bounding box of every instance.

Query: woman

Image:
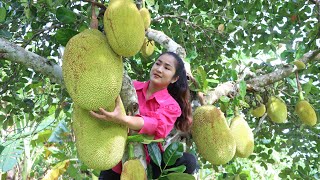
[90,52,197,179]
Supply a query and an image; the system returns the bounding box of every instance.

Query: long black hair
[161,52,192,132]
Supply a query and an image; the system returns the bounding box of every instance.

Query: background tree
[0,0,319,179]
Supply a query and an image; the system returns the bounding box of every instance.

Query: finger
[99,108,112,117]
[90,111,106,119]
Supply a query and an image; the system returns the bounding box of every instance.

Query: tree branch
[82,0,106,10]
[202,49,320,104]
[0,38,63,84]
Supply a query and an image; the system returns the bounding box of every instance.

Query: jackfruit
[72,103,127,170]
[192,105,236,165]
[252,104,266,118]
[141,38,155,58]
[104,0,145,57]
[230,116,254,158]
[120,159,147,180]
[62,29,123,111]
[266,96,287,123]
[293,60,306,70]
[295,100,317,126]
[139,7,151,30]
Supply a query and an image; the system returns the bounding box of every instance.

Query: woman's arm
[90,96,144,131]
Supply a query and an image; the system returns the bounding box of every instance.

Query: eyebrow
[158,59,173,68]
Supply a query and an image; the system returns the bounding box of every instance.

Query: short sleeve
[138,104,181,139]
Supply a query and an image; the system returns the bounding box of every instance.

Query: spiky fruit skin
[120,159,147,180]
[104,0,145,57]
[62,29,123,111]
[230,116,254,158]
[295,100,317,126]
[72,104,127,170]
[192,105,236,165]
[141,38,155,58]
[266,96,287,123]
[252,104,266,118]
[139,7,151,30]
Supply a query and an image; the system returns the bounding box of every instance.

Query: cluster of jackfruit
[62,28,127,170]
[250,96,287,124]
[139,7,156,58]
[192,106,255,165]
[62,0,159,172]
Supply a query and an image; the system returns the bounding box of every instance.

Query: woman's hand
[90,96,127,125]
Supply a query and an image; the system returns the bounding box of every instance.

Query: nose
[155,66,163,73]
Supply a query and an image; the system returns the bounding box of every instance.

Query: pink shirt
[112,80,181,173]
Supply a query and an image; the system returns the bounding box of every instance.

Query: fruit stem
[128,142,134,160]
[234,106,239,116]
[90,3,98,29]
[295,71,304,101]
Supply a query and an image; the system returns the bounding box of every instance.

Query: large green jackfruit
[230,116,254,158]
[62,29,123,111]
[295,100,317,126]
[104,0,145,57]
[192,105,236,165]
[266,96,287,123]
[72,104,127,170]
[120,159,147,180]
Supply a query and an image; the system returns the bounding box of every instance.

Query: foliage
[0,0,319,179]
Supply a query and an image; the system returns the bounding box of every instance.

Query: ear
[171,76,179,84]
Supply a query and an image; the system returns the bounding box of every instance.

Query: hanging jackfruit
[121,159,147,180]
[266,96,287,123]
[192,105,236,165]
[295,100,317,126]
[252,104,266,118]
[141,38,155,58]
[62,29,123,111]
[293,60,306,70]
[72,103,127,170]
[139,7,151,30]
[104,0,145,57]
[230,116,254,158]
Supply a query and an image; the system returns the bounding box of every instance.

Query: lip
[153,73,162,78]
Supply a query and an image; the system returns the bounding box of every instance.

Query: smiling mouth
[153,74,161,78]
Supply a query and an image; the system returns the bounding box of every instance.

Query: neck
[146,81,165,99]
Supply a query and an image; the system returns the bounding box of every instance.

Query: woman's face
[149,54,178,89]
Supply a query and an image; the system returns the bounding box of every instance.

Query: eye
[165,67,170,70]
[155,62,160,65]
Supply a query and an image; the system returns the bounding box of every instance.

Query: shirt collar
[140,81,170,101]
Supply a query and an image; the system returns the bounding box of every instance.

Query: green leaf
[0,145,4,154]
[239,80,246,99]
[0,7,6,23]
[302,79,313,96]
[147,142,162,167]
[160,172,195,180]
[0,29,12,39]
[127,134,164,144]
[163,165,186,173]
[55,28,78,46]
[163,142,184,166]
[219,96,230,103]
[0,139,23,172]
[56,7,77,24]
[206,79,219,84]
[48,120,69,144]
